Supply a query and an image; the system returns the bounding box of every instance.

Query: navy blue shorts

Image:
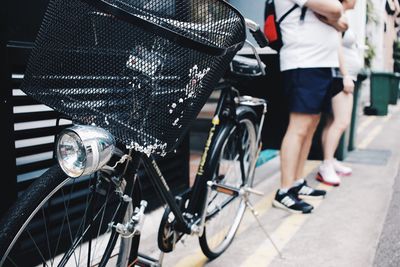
[282,68,334,114]
[331,77,344,97]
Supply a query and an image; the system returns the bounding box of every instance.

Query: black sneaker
[291,180,327,200]
[272,189,313,214]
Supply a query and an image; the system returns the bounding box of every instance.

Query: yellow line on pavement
[172,246,208,267]
[357,112,392,149]
[356,116,376,134]
[357,125,382,149]
[173,191,278,267]
[240,183,333,267]
[174,176,278,267]
[174,161,321,267]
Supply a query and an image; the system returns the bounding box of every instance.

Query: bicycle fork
[111,200,148,238]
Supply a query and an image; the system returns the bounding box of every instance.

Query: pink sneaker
[316,161,341,186]
[333,158,352,176]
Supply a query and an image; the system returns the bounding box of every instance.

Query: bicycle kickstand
[244,198,285,259]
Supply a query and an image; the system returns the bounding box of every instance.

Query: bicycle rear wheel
[199,107,258,259]
[0,163,139,267]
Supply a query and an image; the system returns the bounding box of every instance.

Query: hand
[315,12,328,23]
[341,0,357,10]
[342,76,354,94]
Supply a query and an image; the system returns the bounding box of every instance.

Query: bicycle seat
[229,55,265,77]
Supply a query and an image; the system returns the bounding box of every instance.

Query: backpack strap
[277,4,308,24]
[277,4,298,24]
[300,7,307,21]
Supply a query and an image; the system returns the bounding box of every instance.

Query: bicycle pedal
[208,182,240,197]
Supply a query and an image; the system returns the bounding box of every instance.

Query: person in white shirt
[272,0,347,214]
[318,0,363,186]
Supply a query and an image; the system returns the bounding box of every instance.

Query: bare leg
[280,113,321,188]
[321,115,333,153]
[295,115,321,180]
[317,91,353,185]
[323,92,353,160]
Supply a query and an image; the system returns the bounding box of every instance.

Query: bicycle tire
[199,106,258,259]
[0,164,138,267]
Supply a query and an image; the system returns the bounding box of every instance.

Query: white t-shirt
[275,0,340,71]
[342,27,363,81]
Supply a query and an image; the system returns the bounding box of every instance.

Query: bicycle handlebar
[244,18,269,48]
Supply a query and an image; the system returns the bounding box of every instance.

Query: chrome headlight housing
[56,125,115,178]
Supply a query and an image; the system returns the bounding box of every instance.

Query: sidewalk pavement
[136,104,400,267]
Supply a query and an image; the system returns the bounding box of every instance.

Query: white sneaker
[333,158,352,176]
[316,161,341,186]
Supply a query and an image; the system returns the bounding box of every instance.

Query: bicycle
[0,0,269,266]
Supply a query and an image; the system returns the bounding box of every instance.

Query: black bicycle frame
[140,84,239,234]
[140,154,192,233]
[186,85,238,214]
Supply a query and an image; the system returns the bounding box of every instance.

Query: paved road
[135,104,400,267]
[373,163,400,267]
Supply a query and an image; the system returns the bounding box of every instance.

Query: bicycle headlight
[56,125,115,178]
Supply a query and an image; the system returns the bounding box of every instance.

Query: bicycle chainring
[157,207,177,253]
[157,190,191,252]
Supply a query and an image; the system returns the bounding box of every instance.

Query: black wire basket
[21,0,246,155]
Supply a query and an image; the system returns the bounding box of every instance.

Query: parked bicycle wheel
[199,107,258,259]
[0,162,140,267]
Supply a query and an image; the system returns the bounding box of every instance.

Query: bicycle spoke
[77,185,94,266]
[207,195,236,220]
[5,256,18,267]
[0,159,140,267]
[58,179,96,266]
[41,207,53,265]
[52,205,67,266]
[60,181,80,266]
[219,154,240,178]
[200,118,257,259]
[26,230,49,267]
[98,201,123,266]
[53,184,73,263]
[91,180,112,266]
[60,193,113,266]
[86,185,99,267]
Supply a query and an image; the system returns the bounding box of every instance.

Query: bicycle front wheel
[199,107,258,259]
[0,164,139,267]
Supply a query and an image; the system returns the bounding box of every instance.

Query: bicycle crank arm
[191,183,212,236]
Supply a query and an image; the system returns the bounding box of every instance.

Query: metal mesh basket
[21,0,245,155]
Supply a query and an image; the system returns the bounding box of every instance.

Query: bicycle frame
[138,71,267,238]
[186,84,240,216]
[0,3,273,263]
[135,84,240,235]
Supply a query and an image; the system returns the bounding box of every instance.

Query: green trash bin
[389,72,400,105]
[368,71,392,115]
